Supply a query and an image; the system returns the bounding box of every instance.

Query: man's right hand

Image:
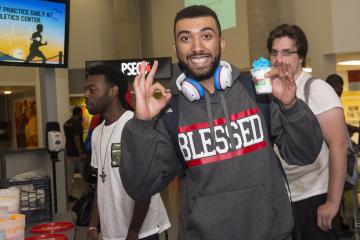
[133,61,171,120]
[87,228,99,240]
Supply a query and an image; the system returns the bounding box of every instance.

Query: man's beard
[177,51,221,82]
[87,95,112,115]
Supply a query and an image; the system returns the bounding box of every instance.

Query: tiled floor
[70,175,358,240]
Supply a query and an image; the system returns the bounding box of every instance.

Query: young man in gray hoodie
[120,5,323,240]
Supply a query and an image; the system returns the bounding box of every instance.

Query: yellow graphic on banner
[341,91,360,143]
[0,37,63,62]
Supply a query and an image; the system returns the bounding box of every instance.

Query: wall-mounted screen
[0,0,69,68]
[85,57,173,81]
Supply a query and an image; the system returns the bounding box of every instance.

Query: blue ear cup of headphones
[179,78,205,102]
[176,73,205,102]
[176,60,233,102]
[214,61,233,91]
[213,65,223,91]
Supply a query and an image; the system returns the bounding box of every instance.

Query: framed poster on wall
[14,97,38,148]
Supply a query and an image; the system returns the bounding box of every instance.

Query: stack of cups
[0,187,20,214]
[0,214,26,239]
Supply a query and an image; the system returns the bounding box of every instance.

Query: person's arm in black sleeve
[120,118,179,200]
[271,98,323,165]
[264,61,323,165]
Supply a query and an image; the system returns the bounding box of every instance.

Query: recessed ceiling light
[303,67,312,73]
[4,91,12,95]
[337,60,360,66]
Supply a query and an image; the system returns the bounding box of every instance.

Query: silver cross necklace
[99,119,120,183]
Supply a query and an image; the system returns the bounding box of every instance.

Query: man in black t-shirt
[63,107,86,201]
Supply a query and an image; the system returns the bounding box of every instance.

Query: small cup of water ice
[251,57,272,94]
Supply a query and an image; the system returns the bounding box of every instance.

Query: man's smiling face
[174,16,225,81]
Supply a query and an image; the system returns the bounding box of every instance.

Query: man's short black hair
[174,5,221,38]
[88,64,133,110]
[267,24,308,67]
[326,73,344,97]
[72,106,82,116]
[326,73,344,86]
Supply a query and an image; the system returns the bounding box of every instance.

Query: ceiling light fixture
[337,60,360,66]
[303,67,312,73]
[4,91,12,95]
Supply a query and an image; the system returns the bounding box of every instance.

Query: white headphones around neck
[176,60,233,102]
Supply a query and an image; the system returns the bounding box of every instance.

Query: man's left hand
[317,201,339,231]
[266,60,297,109]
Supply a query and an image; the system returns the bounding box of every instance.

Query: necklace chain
[99,119,120,182]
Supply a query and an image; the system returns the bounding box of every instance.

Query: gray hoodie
[120,64,323,240]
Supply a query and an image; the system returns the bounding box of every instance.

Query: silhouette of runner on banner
[25,24,47,64]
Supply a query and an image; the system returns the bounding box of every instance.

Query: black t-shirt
[63,118,83,156]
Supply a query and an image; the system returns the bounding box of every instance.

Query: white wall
[278,0,295,24]
[0,66,37,86]
[140,0,183,59]
[113,0,141,58]
[331,0,360,54]
[292,0,334,78]
[224,0,250,69]
[68,0,117,68]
